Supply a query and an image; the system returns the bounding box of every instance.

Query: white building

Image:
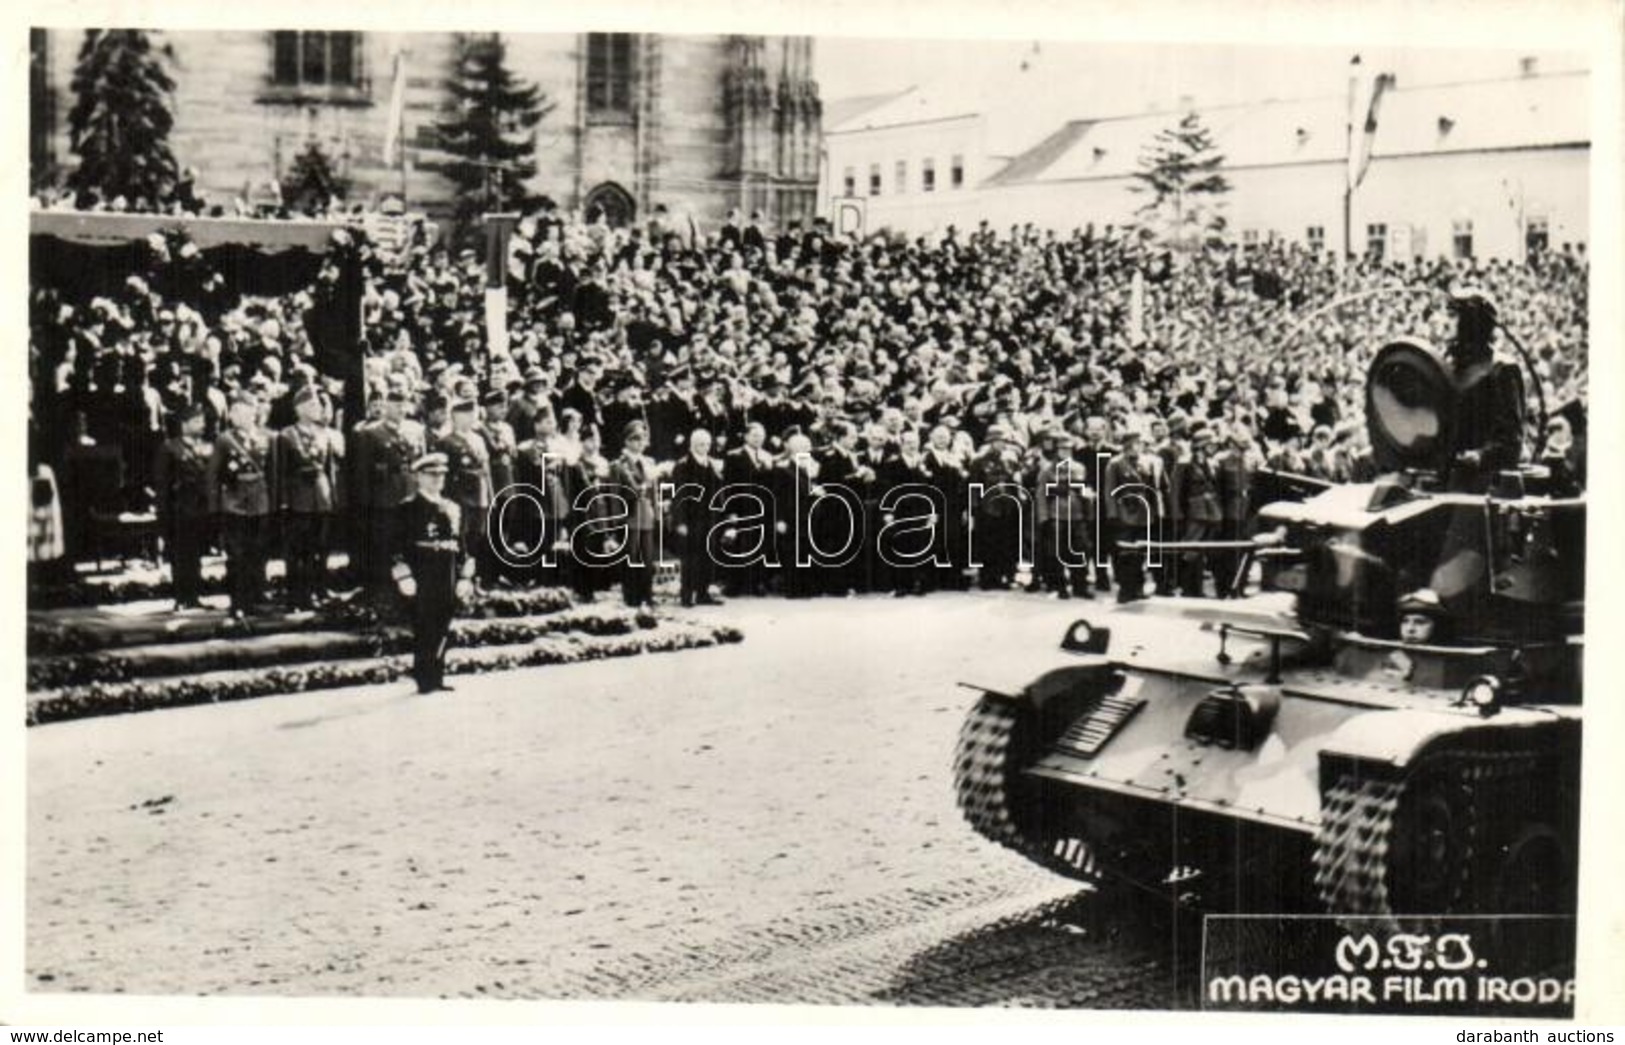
[821,64,1588,260]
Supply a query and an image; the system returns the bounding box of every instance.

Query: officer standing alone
[393,453,474,694]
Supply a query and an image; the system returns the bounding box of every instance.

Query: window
[951,154,964,189]
[868,164,881,196]
[1306,225,1325,252]
[894,160,907,195]
[271,31,362,89]
[587,33,636,116]
[922,158,936,193]
[1526,215,1549,257]
[1241,228,1259,246]
[1366,222,1387,261]
[842,166,855,197]
[1452,218,1474,259]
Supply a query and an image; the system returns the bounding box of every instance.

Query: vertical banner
[1129,268,1146,345]
[485,286,510,361]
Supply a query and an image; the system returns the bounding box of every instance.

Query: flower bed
[27,605,660,691]
[27,620,745,726]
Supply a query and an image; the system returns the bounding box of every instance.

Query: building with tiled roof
[822,63,1588,260]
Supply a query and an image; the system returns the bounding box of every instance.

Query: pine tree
[436,33,553,231]
[287,139,347,215]
[65,30,180,209]
[1129,111,1231,251]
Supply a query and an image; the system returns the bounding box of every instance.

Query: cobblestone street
[29,592,1207,1008]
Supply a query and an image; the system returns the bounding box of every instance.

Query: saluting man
[435,397,495,581]
[392,453,474,695]
[276,386,337,610]
[207,393,272,618]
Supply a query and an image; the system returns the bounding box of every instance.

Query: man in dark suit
[670,428,724,607]
[393,453,472,694]
[967,424,1026,591]
[815,419,868,596]
[879,427,936,597]
[276,386,338,610]
[154,402,213,609]
[721,421,775,596]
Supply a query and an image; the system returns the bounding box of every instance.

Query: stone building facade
[31,29,822,229]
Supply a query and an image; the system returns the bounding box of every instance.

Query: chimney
[1520,56,1538,77]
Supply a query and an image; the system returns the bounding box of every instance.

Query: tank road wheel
[1314,757,1481,930]
[1387,763,1480,915]
[1479,821,1576,969]
[952,694,1102,886]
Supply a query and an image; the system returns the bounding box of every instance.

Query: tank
[953,334,1584,935]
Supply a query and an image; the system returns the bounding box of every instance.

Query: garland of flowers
[27,621,744,726]
[28,586,582,656]
[28,605,660,691]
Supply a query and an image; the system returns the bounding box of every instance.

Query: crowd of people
[27,191,1591,612]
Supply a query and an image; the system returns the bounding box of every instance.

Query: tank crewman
[276,385,338,610]
[153,402,214,610]
[352,379,424,601]
[1170,420,1225,597]
[1445,287,1525,492]
[670,428,725,606]
[392,453,474,694]
[609,420,662,608]
[207,393,272,618]
[1105,428,1162,603]
[1384,588,1447,681]
[435,398,495,581]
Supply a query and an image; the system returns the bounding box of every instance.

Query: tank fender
[961,657,1122,735]
[1317,707,1577,786]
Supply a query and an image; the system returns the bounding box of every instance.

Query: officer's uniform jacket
[207,426,270,516]
[276,422,337,514]
[354,421,422,509]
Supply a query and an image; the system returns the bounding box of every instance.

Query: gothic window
[587,33,636,117]
[271,31,362,89]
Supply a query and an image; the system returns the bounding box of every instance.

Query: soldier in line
[207,393,271,618]
[1035,432,1096,600]
[276,386,338,610]
[153,402,213,610]
[670,427,725,607]
[392,453,473,695]
[1105,428,1164,604]
[353,380,424,602]
[1170,420,1225,597]
[610,420,662,609]
[435,397,495,583]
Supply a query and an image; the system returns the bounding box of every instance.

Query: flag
[1347,65,1396,191]
[381,48,407,167]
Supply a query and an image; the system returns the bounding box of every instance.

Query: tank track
[1312,747,1546,930]
[953,694,1103,884]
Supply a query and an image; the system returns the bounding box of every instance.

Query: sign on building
[833,197,866,239]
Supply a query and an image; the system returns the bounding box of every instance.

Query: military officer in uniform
[207,393,272,617]
[154,402,213,609]
[392,453,473,694]
[276,386,338,610]
[1170,420,1225,597]
[435,397,495,582]
[1105,429,1164,603]
[609,420,662,608]
[353,381,423,601]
